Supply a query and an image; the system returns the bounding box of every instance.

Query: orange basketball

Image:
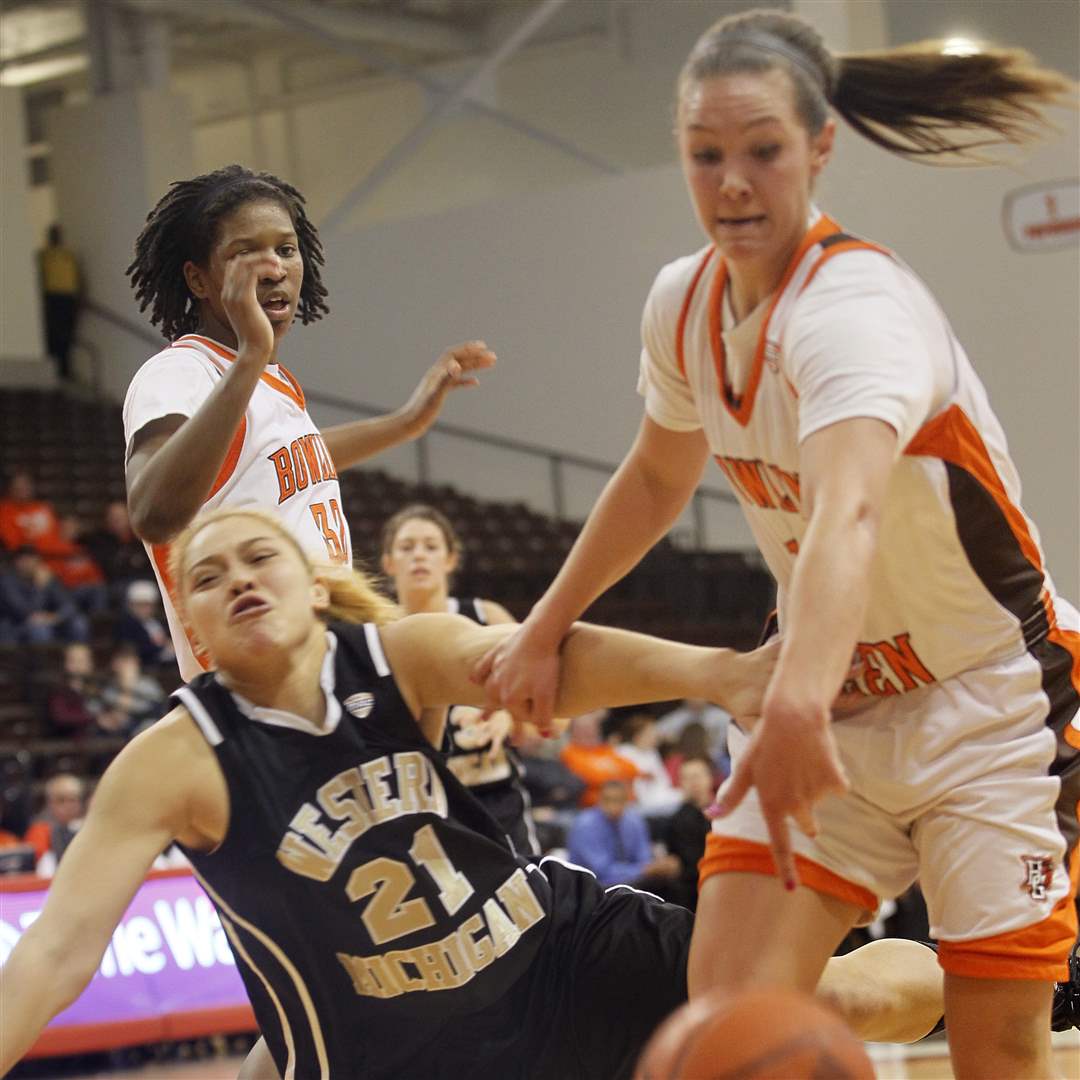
[635,987,876,1080]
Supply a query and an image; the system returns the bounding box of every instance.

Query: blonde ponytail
[314,562,400,625]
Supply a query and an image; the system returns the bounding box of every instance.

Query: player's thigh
[688,871,860,997]
[913,678,1075,980]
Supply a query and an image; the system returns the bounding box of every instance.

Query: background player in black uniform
[2,508,945,1079]
[381,503,540,855]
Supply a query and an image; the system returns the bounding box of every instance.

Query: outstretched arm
[473,415,709,727]
[322,342,495,471]
[0,712,212,1074]
[378,614,776,729]
[715,417,897,888]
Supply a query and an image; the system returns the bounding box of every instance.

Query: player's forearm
[529,456,692,642]
[770,502,880,708]
[128,356,264,543]
[0,932,96,1072]
[555,624,749,717]
[322,410,419,471]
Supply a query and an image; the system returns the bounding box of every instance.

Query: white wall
[0,87,46,363]
[291,114,1078,595]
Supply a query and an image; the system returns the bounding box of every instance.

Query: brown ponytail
[680,8,1076,165]
[833,44,1076,161]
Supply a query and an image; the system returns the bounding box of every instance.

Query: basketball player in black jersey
[2,508,946,1079]
[381,503,540,856]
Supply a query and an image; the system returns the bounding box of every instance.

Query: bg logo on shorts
[1020,855,1054,902]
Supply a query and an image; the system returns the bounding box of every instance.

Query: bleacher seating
[0,386,773,797]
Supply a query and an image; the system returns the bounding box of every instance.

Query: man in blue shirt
[567,779,680,892]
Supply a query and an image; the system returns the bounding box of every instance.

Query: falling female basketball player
[1,508,943,1080]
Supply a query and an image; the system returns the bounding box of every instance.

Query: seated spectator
[560,710,640,808]
[613,711,684,824]
[24,772,85,874]
[664,756,716,911]
[566,779,680,892]
[97,645,165,736]
[45,642,103,737]
[0,547,89,645]
[46,516,108,615]
[82,501,152,596]
[0,469,66,557]
[115,580,174,669]
[662,721,726,787]
[656,697,731,767]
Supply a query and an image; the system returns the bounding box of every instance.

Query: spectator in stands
[613,710,684,825]
[560,709,640,808]
[96,644,165,736]
[664,756,716,911]
[567,779,680,892]
[0,547,89,645]
[663,720,727,787]
[656,697,731,761]
[45,642,102,738]
[0,469,65,557]
[38,224,82,382]
[25,772,84,872]
[82,501,152,598]
[0,753,32,840]
[48,516,108,615]
[115,580,174,669]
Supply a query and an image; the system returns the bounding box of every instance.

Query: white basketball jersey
[639,214,1080,710]
[123,333,353,680]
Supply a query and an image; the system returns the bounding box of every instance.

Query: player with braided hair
[127,164,329,343]
[122,164,494,681]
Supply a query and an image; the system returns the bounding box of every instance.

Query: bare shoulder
[100,705,215,802]
[100,704,227,846]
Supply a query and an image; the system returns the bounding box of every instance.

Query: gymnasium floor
[26,1030,1080,1079]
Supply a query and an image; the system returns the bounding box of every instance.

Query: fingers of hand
[765,814,799,891]
[713,761,751,817]
[443,341,496,372]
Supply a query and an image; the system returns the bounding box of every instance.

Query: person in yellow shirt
[39,224,82,381]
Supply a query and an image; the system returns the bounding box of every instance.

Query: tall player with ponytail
[476,11,1079,1075]
[122,165,495,680]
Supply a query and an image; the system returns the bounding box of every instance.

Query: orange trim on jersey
[176,334,306,410]
[706,214,841,427]
[150,541,211,674]
[698,834,878,913]
[906,404,1080,699]
[675,248,716,381]
[937,853,1079,981]
[207,417,247,500]
[797,238,892,297]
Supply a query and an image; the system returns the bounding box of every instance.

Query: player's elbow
[127,490,180,545]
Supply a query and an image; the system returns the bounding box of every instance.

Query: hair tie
[720,30,831,99]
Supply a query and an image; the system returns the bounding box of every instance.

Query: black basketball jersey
[441,598,538,856]
[174,621,552,1079]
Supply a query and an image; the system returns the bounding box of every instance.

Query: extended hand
[220,253,279,363]
[402,341,496,436]
[470,618,562,735]
[714,697,848,891]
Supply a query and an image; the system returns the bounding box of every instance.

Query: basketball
[635,987,876,1080]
